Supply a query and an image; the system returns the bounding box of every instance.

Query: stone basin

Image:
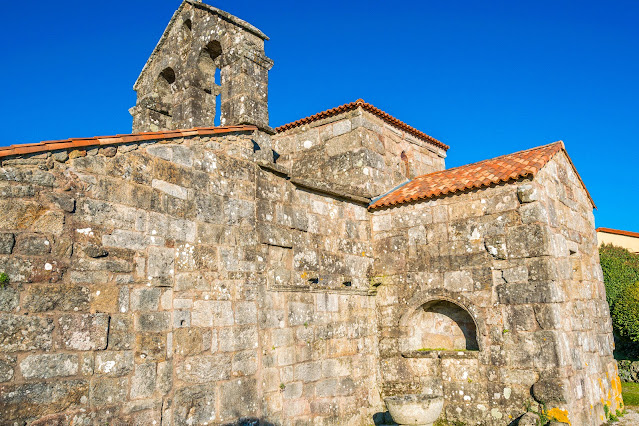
[383,394,444,426]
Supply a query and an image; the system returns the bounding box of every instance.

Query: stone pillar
[220,55,273,132]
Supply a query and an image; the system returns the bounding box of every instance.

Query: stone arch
[153,67,176,116]
[197,40,223,80]
[197,40,223,124]
[399,290,485,352]
[181,18,192,43]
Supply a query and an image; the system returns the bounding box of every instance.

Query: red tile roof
[275,99,449,151]
[369,141,595,209]
[597,228,639,238]
[0,126,257,159]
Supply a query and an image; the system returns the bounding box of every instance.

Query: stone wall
[369,152,621,425]
[272,108,446,199]
[0,131,381,425]
[532,152,622,424]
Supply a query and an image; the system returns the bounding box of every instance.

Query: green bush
[600,244,639,309]
[0,272,8,288]
[613,281,639,342]
[600,244,639,356]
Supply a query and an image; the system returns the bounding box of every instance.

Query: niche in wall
[402,300,479,352]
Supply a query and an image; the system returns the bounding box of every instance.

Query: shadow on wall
[221,419,277,426]
[373,411,522,425]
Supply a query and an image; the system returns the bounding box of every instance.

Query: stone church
[0,1,622,425]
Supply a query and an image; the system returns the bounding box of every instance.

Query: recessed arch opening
[402,299,479,352]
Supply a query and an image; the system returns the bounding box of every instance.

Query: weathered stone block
[23,284,90,312]
[95,351,134,376]
[0,380,88,422]
[176,354,230,383]
[131,287,161,311]
[157,361,172,395]
[507,224,552,258]
[102,230,159,251]
[152,179,189,200]
[288,302,314,326]
[173,385,216,426]
[90,377,128,406]
[0,233,15,254]
[131,363,157,399]
[517,183,538,203]
[235,301,257,325]
[83,243,108,258]
[108,314,133,350]
[20,353,79,379]
[0,355,15,382]
[147,246,175,285]
[48,193,76,212]
[0,286,19,312]
[484,235,507,260]
[532,378,570,404]
[219,377,258,420]
[496,282,565,304]
[444,270,474,292]
[294,361,322,383]
[136,333,167,361]
[533,304,563,330]
[232,350,258,376]
[174,328,207,356]
[192,300,233,327]
[136,312,171,332]
[219,326,258,352]
[89,284,119,313]
[0,314,54,352]
[59,313,109,350]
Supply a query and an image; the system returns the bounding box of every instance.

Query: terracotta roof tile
[275,99,449,151]
[369,141,595,209]
[0,125,257,159]
[597,228,639,238]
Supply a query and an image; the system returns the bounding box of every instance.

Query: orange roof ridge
[275,99,449,151]
[0,125,257,159]
[597,228,639,238]
[369,141,596,209]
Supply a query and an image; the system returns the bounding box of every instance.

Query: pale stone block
[20,354,79,379]
[152,179,189,200]
[191,300,233,327]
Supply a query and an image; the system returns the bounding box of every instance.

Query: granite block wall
[369,153,621,425]
[0,130,382,426]
[272,108,446,199]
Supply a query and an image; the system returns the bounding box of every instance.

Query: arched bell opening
[197,40,223,125]
[153,67,176,117]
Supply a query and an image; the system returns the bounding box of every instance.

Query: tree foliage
[600,244,639,345]
[600,244,639,308]
[613,282,639,342]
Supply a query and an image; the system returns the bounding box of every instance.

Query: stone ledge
[401,350,479,359]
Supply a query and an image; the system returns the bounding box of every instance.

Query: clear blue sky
[1,1,637,231]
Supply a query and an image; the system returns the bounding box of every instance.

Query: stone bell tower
[130,0,273,133]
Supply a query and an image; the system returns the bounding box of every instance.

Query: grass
[622,382,639,407]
